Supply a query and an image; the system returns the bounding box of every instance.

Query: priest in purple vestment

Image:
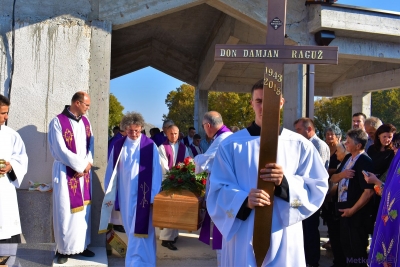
[367,149,400,266]
[158,124,189,250]
[104,112,162,267]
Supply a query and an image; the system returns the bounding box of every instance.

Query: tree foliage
[314,88,400,139]
[371,89,400,129]
[163,84,255,131]
[314,96,352,138]
[109,93,124,134]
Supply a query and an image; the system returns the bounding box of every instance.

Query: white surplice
[48,116,94,254]
[158,142,190,175]
[194,131,232,175]
[207,128,329,267]
[0,125,28,240]
[105,135,162,267]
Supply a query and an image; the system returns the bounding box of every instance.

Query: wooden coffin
[153,190,205,231]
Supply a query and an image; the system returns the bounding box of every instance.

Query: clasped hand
[0,161,12,175]
[247,163,284,210]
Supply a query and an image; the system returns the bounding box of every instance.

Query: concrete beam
[282,64,307,129]
[331,37,400,64]
[100,0,205,30]
[315,82,333,97]
[111,38,198,84]
[308,5,400,44]
[206,0,266,32]
[352,92,371,118]
[197,14,239,90]
[88,20,112,247]
[332,68,400,97]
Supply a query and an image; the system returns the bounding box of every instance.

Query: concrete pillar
[194,88,208,138]
[88,20,112,247]
[282,64,307,129]
[352,92,371,117]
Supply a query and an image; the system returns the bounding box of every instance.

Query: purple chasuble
[189,144,202,157]
[368,151,400,266]
[162,140,186,169]
[199,125,231,249]
[112,135,154,237]
[57,114,92,213]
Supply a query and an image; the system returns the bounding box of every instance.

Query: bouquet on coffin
[153,157,207,231]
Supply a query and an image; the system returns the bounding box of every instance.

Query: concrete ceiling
[110,3,400,96]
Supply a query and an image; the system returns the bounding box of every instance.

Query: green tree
[163,84,196,131]
[163,84,255,130]
[109,93,124,135]
[371,89,400,129]
[314,96,352,138]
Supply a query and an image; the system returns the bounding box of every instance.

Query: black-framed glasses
[79,101,90,107]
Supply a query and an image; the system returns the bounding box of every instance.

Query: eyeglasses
[202,122,209,129]
[79,101,90,107]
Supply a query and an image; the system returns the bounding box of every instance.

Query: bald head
[203,111,223,127]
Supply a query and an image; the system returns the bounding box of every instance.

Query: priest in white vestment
[158,124,189,250]
[207,80,329,267]
[195,111,232,266]
[0,94,28,243]
[48,92,94,264]
[104,112,162,267]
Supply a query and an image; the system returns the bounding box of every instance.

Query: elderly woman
[322,141,348,267]
[331,128,375,267]
[324,125,342,176]
[366,136,400,266]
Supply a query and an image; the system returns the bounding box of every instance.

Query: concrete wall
[1,1,111,246]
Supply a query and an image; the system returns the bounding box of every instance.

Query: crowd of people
[1,81,399,267]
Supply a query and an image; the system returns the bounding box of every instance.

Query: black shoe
[172,236,179,244]
[161,241,177,251]
[56,253,69,264]
[79,249,95,257]
[113,225,126,233]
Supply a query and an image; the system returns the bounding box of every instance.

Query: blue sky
[110,0,399,128]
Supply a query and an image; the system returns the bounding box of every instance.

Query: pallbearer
[207,80,328,266]
[0,94,28,244]
[103,112,162,266]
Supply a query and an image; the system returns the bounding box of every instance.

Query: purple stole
[113,135,154,237]
[183,136,190,147]
[189,144,202,157]
[162,140,186,169]
[368,151,400,266]
[199,125,231,249]
[57,114,92,213]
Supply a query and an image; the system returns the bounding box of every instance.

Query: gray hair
[120,112,145,130]
[162,119,174,128]
[324,124,342,140]
[203,111,223,127]
[365,117,383,130]
[346,128,368,150]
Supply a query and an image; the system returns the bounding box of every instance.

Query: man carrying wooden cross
[207,79,328,266]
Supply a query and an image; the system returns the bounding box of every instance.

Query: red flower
[181,167,188,172]
[175,165,181,169]
[169,175,175,181]
[184,157,191,166]
[178,178,183,183]
[192,168,195,172]
[201,179,207,185]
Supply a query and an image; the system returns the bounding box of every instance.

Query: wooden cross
[214,1,338,266]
